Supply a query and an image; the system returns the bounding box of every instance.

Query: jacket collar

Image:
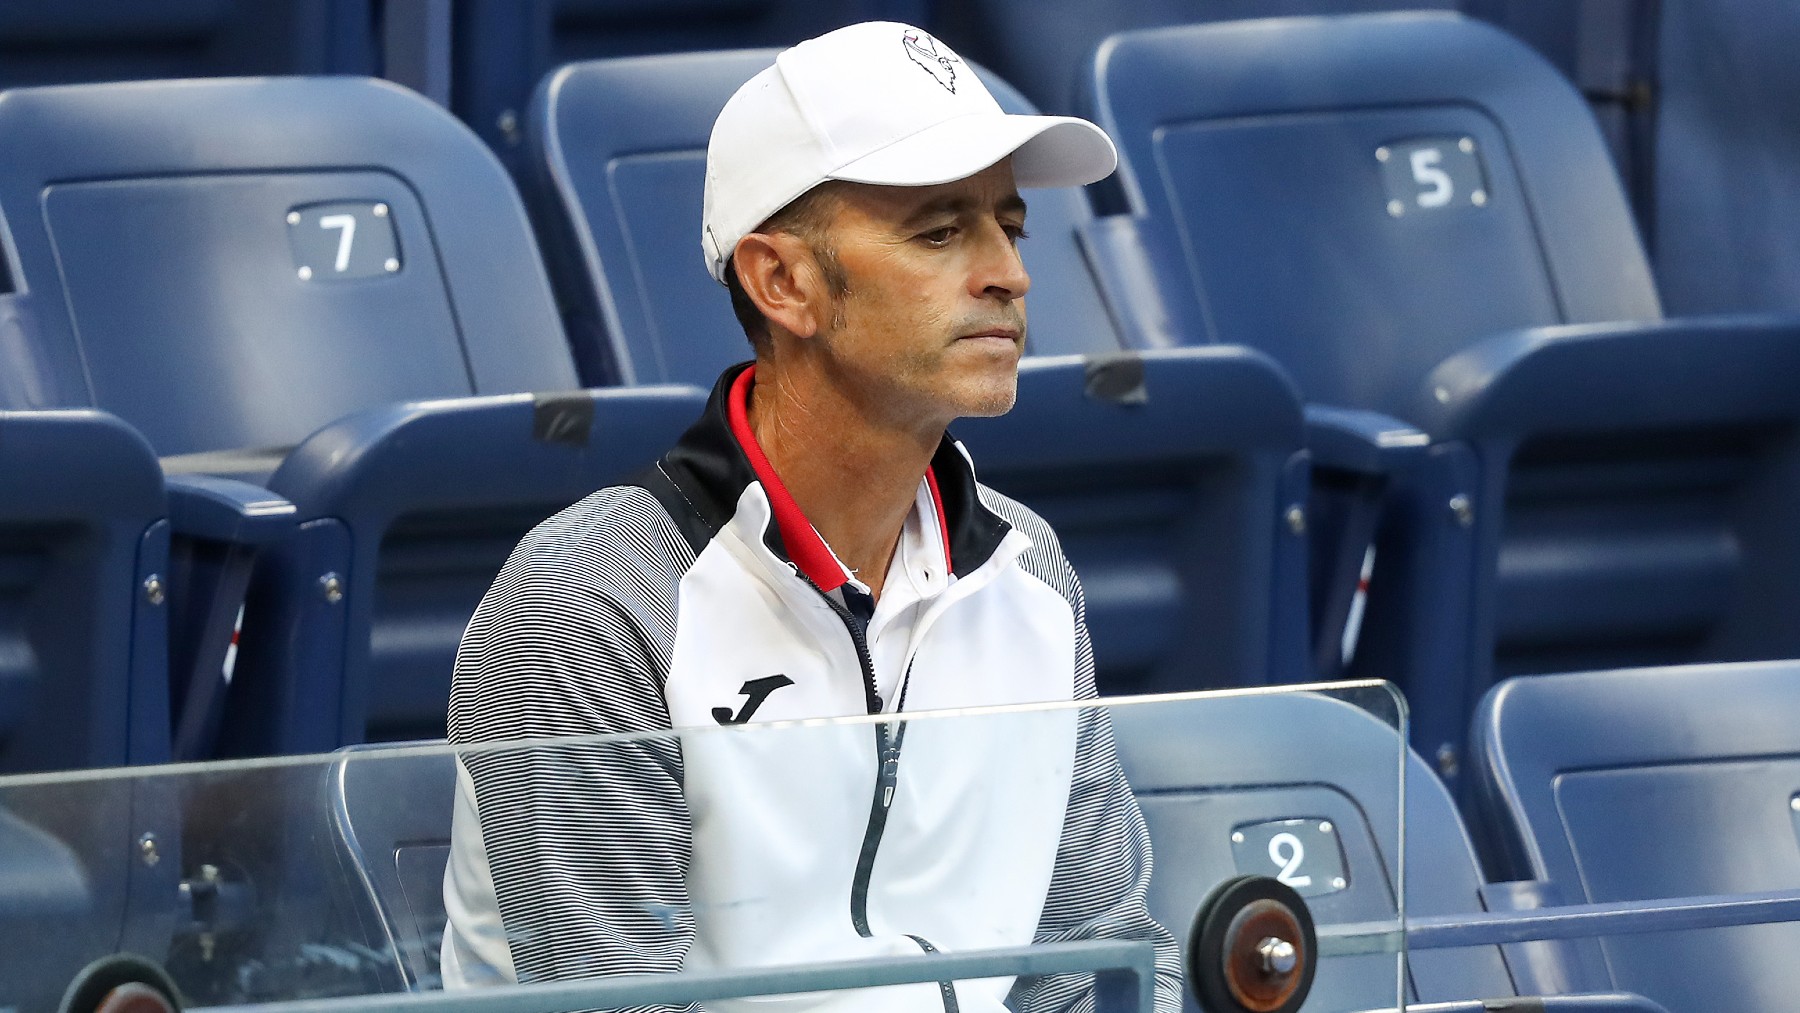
[658,363,1012,587]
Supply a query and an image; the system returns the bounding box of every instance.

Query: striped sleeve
[985,492,1185,1013]
[448,485,701,1008]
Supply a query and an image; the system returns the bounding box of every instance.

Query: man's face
[807,159,1030,430]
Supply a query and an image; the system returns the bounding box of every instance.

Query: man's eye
[1005,225,1031,244]
[919,227,957,247]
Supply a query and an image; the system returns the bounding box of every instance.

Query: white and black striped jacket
[441,364,1182,1013]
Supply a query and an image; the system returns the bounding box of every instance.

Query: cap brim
[827,112,1117,190]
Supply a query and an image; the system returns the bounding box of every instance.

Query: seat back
[934,0,1454,116]
[1079,12,1800,777]
[1079,12,1661,420]
[526,49,1122,387]
[0,76,576,452]
[1111,690,1515,1009]
[1652,0,1800,317]
[0,410,169,772]
[452,0,926,175]
[326,742,458,991]
[1472,661,1800,1013]
[0,1,376,90]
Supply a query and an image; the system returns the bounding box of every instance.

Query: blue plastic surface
[0,76,577,446]
[1113,689,1530,1007]
[1077,12,1800,774]
[932,0,1456,117]
[224,385,707,756]
[0,1,377,90]
[955,351,1309,692]
[453,0,928,176]
[1406,317,1800,777]
[1653,0,1800,317]
[165,475,297,546]
[0,408,178,1007]
[0,75,717,765]
[0,409,169,771]
[1473,661,1800,1013]
[1081,12,1660,411]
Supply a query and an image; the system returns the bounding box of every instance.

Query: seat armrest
[165,474,297,545]
[1305,406,1430,475]
[1417,315,1800,440]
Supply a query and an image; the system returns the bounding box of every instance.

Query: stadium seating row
[17,1,1800,328]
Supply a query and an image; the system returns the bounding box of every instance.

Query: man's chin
[950,378,1020,419]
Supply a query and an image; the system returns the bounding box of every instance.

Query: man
[441,21,1182,1013]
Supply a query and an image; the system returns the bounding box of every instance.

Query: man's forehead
[835,163,1028,224]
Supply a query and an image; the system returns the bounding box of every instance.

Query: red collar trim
[727,365,953,592]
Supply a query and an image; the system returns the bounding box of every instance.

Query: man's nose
[972,225,1031,301]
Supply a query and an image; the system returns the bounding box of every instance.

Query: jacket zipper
[905,935,961,1013]
[807,575,956,1013]
[851,719,903,936]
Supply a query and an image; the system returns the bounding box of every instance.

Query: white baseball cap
[702,21,1118,283]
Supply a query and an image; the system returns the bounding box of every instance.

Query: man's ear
[733,232,829,339]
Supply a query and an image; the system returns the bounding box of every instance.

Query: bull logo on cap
[902,30,960,94]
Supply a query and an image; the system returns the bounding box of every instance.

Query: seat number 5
[1410,148,1453,209]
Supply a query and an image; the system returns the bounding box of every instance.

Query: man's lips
[957,328,1023,343]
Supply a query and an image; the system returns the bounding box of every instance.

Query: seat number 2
[1230,817,1349,897]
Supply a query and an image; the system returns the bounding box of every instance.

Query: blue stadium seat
[0,411,169,772]
[1471,661,1800,1013]
[523,50,1314,693]
[453,0,927,176]
[0,409,182,1012]
[1651,0,1800,317]
[1115,691,1523,1009]
[0,76,701,756]
[325,743,457,992]
[0,1,377,90]
[935,1,1650,207]
[1079,11,1800,777]
[0,803,98,1012]
[932,0,1455,117]
[1459,1,1657,220]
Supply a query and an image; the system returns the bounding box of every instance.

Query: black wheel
[58,954,182,1013]
[1187,875,1317,1013]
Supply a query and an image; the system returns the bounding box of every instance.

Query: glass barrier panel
[0,682,1407,1013]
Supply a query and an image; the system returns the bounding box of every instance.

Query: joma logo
[712,675,795,725]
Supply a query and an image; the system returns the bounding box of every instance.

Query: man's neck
[747,362,941,602]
